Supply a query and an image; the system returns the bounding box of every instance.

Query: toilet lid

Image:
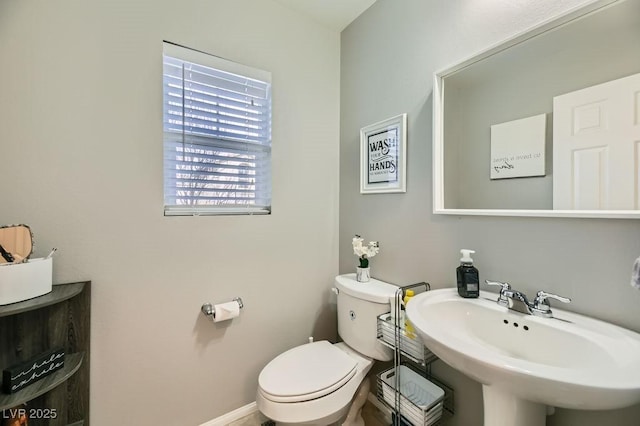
[258,341,357,403]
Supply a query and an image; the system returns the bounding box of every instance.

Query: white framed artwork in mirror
[490,114,546,180]
[433,0,640,219]
[360,113,407,194]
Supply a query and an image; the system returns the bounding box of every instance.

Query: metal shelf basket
[377,313,438,365]
[377,365,444,426]
[376,363,455,426]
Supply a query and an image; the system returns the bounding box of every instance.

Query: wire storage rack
[377,313,438,365]
[375,282,455,426]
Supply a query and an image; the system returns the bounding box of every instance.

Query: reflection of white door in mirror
[553,72,640,210]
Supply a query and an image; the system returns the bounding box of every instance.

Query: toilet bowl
[257,341,373,425]
[256,274,398,425]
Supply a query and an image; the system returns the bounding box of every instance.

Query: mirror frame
[433,0,640,219]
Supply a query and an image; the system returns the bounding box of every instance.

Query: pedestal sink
[405,289,640,426]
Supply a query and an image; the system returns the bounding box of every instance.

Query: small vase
[356,266,370,282]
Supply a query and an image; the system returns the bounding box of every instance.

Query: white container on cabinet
[0,258,52,305]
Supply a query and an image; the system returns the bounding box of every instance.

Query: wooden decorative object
[3,348,65,394]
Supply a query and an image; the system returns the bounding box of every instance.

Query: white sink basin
[405,289,640,426]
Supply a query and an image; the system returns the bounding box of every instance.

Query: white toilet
[257,274,398,425]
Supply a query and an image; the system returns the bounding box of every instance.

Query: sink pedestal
[483,385,546,426]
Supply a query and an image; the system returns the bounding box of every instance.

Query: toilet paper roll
[213,300,241,322]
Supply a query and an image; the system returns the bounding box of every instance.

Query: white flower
[365,242,380,258]
[352,235,380,268]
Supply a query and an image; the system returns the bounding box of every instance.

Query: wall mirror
[0,224,33,264]
[433,0,640,218]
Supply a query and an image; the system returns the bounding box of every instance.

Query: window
[162,42,272,216]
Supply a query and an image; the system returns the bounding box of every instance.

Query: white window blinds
[163,42,272,216]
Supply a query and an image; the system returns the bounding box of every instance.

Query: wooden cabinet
[0,282,90,426]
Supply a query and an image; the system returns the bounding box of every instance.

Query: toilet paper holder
[201,297,244,320]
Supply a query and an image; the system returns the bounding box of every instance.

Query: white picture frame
[360,113,407,194]
[490,114,546,180]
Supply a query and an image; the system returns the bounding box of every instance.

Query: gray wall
[0,0,340,424]
[340,1,640,425]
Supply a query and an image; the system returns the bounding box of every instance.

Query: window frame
[162,42,272,216]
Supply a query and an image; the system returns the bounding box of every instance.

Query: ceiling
[272,0,377,31]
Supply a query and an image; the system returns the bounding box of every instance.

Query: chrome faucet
[502,288,534,315]
[485,280,571,318]
[485,280,511,307]
[530,291,571,318]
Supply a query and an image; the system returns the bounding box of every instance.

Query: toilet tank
[335,274,398,361]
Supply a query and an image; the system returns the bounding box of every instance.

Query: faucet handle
[485,280,511,306]
[485,280,511,291]
[532,290,571,317]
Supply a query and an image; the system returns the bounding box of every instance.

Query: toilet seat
[258,341,358,403]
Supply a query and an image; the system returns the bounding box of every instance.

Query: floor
[226,410,269,426]
[361,398,390,426]
[227,397,390,425]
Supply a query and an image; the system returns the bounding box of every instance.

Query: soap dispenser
[457,249,479,298]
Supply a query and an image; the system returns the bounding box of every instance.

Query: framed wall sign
[360,113,407,194]
[490,114,546,179]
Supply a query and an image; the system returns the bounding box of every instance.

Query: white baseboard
[200,401,259,426]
